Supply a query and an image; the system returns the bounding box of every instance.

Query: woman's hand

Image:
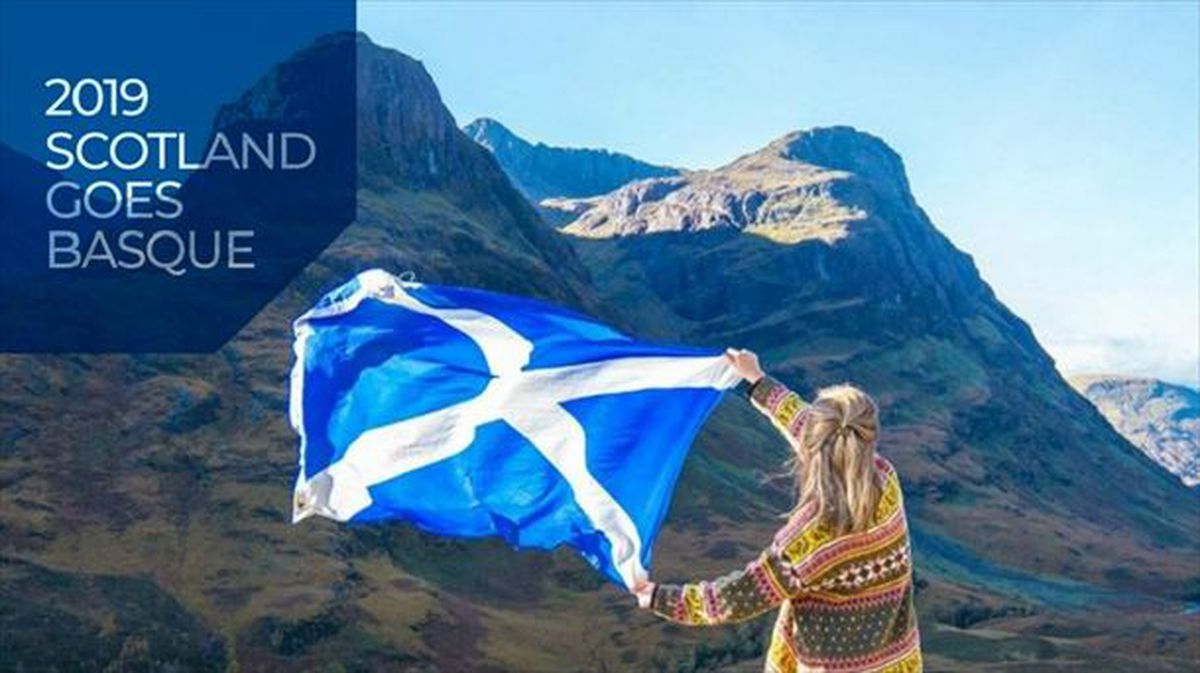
[725,348,765,385]
[632,579,655,609]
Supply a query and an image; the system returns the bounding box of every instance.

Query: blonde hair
[788,384,881,536]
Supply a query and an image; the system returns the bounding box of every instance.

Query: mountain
[558,128,903,242]
[538,127,1200,663]
[1070,375,1200,488]
[463,117,678,204]
[3,33,1198,673]
[547,127,1200,583]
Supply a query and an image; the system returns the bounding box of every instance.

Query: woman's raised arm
[748,375,810,445]
[646,546,799,625]
[726,349,810,445]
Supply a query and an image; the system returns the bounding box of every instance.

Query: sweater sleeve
[649,548,797,625]
[748,375,810,444]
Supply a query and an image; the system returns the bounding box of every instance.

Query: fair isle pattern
[773,499,819,546]
[795,523,908,594]
[659,548,793,625]
[802,580,911,613]
[878,648,922,673]
[753,376,811,444]
[651,376,922,672]
[787,473,905,583]
[797,627,921,671]
[810,545,910,595]
[765,603,800,673]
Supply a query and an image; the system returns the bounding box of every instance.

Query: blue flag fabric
[289,269,739,589]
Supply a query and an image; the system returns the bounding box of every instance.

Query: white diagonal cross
[290,269,738,588]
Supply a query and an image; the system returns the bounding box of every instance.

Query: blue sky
[360,1,1199,387]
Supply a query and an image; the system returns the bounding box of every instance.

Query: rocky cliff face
[354,42,600,308]
[464,117,678,203]
[1071,375,1200,488]
[559,127,899,244]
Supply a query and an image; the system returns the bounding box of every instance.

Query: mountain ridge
[463,116,679,203]
[556,125,924,243]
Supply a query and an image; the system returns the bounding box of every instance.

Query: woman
[634,349,922,673]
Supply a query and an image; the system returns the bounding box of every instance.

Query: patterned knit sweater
[650,376,922,673]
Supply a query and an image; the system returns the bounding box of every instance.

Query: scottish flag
[289,269,739,589]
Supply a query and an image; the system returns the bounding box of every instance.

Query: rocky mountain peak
[355,33,490,194]
[759,126,914,205]
[464,117,523,151]
[553,126,920,243]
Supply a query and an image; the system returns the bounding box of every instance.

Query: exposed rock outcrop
[1071,374,1200,487]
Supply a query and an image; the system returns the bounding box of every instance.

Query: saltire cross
[289,269,738,589]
